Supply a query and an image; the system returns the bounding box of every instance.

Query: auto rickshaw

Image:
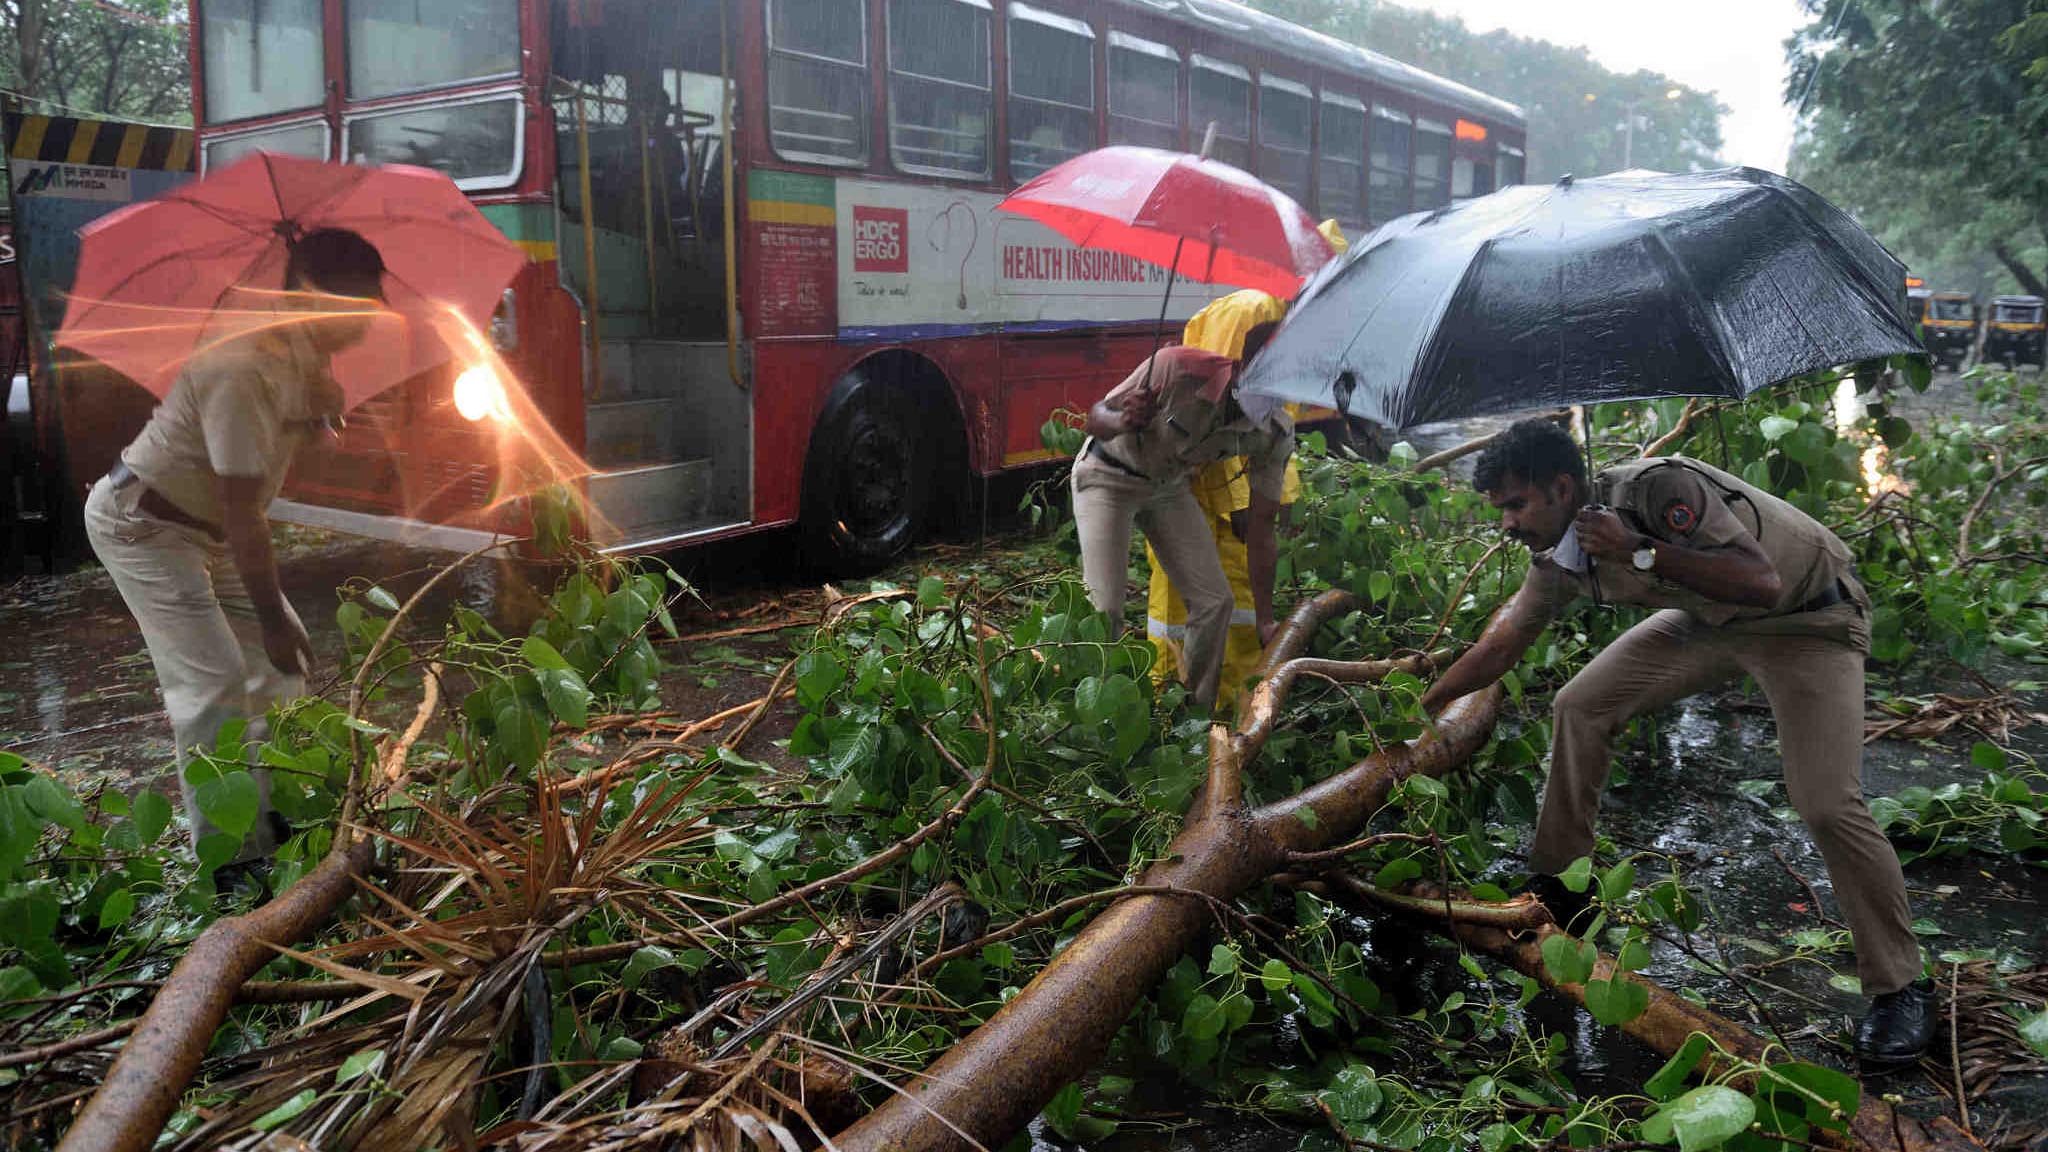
[1907,284,1932,327]
[1922,291,1978,368]
[1985,295,2047,367]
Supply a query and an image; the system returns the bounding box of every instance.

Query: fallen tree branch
[55,836,378,1152]
[833,588,1503,1152]
[1311,872,1984,1152]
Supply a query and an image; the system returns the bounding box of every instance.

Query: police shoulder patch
[1662,499,1697,535]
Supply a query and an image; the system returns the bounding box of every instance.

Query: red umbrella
[995,145,1333,299]
[57,153,527,410]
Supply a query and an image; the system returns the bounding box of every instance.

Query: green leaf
[1183,992,1228,1041]
[252,1089,319,1132]
[1557,857,1594,894]
[1319,1062,1384,1127]
[1970,741,2007,773]
[1542,933,1596,985]
[1599,861,1637,902]
[795,651,844,710]
[538,668,592,728]
[1758,415,1799,442]
[521,635,572,671]
[22,776,83,833]
[193,769,259,838]
[622,946,676,991]
[1374,857,1423,888]
[97,888,136,930]
[336,1047,386,1084]
[1764,1062,1860,1131]
[1041,1081,1085,1141]
[1585,976,1650,1025]
[1618,938,1653,972]
[1876,415,1914,449]
[1642,1085,1756,1152]
[916,575,946,607]
[1259,958,1292,994]
[1646,1033,1712,1101]
[1207,944,1238,976]
[1368,571,1394,603]
[2016,1010,2048,1058]
[365,585,401,612]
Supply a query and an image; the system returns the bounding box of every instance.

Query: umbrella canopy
[1239,167,1925,431]
[996,146,1333,297]
[58,153,528,410]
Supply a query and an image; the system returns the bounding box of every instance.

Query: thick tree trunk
[834,591,1500,1152]
[1991,241,2048,299]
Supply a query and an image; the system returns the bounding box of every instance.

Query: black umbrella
[1239,167,1925,431]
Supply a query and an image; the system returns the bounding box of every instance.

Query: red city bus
[186,0,1525,569]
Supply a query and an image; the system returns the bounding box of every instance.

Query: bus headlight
[454,362,512,422]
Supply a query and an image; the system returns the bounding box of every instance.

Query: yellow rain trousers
[1144,221,1348,705]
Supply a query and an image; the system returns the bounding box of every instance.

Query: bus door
[551,0,748,548]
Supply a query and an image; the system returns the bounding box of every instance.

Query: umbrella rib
[61,231,288,328]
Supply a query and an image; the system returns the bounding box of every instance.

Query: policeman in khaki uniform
[1142,290,1292,706]
[1072,321,1290,709]
[85,230,387,877]
[1419,418,1935,1064]
[1143,221,1347,707]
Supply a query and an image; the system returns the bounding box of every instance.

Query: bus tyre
[800,375,930,574]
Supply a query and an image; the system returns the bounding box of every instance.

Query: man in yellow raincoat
[1145,221,1348,706]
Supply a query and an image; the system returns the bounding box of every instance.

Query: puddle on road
[0,531,517,790]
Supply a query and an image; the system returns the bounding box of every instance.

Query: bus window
[200,0,324,123]
[205,120,328,171]
[1189,56,1250,168]
[1108,32,1180,150]
[1452,155,1492,199]
[1317,93,1367,230]
[346,97,524,190]
[888,0,993,179]
[1414,118,1452,208]
[1497,143,1524,186]
[1258,76,1312,207]
[768,0,869,165]
[1368,105,1411,223]
[1007,3,1096,184]
[346,0,518,99]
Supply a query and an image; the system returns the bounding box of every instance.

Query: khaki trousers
[1071,453,1234,708]
[85,475,299,859]
[1531,604,1922,994]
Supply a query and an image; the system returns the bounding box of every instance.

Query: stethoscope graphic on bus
[925,199,978,311]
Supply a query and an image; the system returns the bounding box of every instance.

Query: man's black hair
[1471,417,1585,494]
[1239,319,1282,365]
[285,228,386,300]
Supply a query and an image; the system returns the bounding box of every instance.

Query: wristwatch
[1631,537,1657,571]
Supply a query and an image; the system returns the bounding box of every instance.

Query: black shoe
[1855,978,1937,1066]
[1525,873,1595,935]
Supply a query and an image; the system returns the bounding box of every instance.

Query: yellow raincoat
[1145,221,1348,705]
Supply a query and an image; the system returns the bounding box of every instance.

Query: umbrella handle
[1141,235,1188,402]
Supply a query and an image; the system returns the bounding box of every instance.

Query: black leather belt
[1793,577,1851,615]
[108,461,224,540]
[1085,440,1149,480]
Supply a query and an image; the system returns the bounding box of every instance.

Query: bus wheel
[800,374,930,574]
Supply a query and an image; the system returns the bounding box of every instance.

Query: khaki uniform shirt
[120,326,333,527]
[1092,345,1295,502]
[1523,456,1860,626]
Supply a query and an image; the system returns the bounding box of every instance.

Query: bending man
[1072,321,1290,709]
[1418,418,1933,1064]
[86,230,386,875]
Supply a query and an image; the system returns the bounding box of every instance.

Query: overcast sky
[1404,0,1812,172]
